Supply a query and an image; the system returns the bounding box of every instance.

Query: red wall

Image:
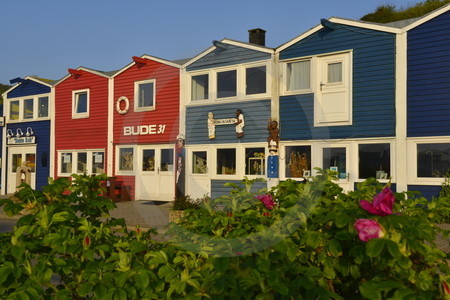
[54,71,110,177]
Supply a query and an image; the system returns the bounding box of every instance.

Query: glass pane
[77,152,87,173]
[160,149,174,172]
[12,154,22,173]
[138,82,154,107]
[417,143,450,178]
[25,154,35,172]
[92,152,105,174]
[38,96,49,118]
[328,62,342,83]
[246,66,266,95]
[61,153,72,174]
[192,151,207,174]
[191,74,209,100]
[287,61,310,90]
[10,101,19,120]
[323,147,346,178]
[76,92,88,113]
[245,148,265,175]
[217,149,236,175]
[23,99,34,119]
[217,70,237,98]
[142,149,155,171]
[119,148,134,171]
[285,146,311,177]
[359,144,390,179]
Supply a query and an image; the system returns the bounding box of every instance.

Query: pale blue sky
[0,0,421,84]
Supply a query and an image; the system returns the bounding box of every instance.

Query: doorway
[7,146,36,193]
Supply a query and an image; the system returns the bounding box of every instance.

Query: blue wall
[408,185,442,200]
[7,80,51,98]
[407,10,450,137]
[211,180,267,199]
[279,25,396,140]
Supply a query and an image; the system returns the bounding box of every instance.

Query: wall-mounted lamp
[6,129,13,139]
[16,128,24,138]
[26,127,34,137]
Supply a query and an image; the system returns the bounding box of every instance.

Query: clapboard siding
[7,121,50,190]
[279,24,396,141]
[211,180,267,199]
[408,185,442,200]
[186,99,271,144]
[113,59,180,145]
[407,10,450,137]
[187,44,271,71]
[7,80,51,98]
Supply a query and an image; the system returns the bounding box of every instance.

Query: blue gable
[279,25,396,140]
[7,79,51,98]
[187,44,271,71]
[407,10,450,137]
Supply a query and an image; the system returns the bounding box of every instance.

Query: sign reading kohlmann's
[8,136,36,145]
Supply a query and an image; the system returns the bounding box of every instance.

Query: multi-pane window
[8,96,50,121]
[217,148,236,175]
[286,60,310,91]
[135,80,155,110]
[192,151,207,174]
[217,70,237,98]
[285,145,311,178]
[59,150,105,175]
[246,66,266,95]
[359,144,390,179]
[73,90,89,118]
[23,99,34,119]
[417,143,450,178]
[191,74,209,101]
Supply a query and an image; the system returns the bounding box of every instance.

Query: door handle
[320,82,326,91]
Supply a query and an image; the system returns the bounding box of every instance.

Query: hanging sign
[7,136,36,145]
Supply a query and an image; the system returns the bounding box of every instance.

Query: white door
[7,146,36,193]
[187,149,210,200]
[316,53,351,125]
[137,146,175,201]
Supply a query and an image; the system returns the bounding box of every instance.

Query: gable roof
[112,54,183,78]
[1,76,55,98]
[54,66,117,86]
[401,2,450,31]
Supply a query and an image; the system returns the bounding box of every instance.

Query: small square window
[135,80,155,110]
[245,148,265,175]
[217,149,236,175]
[246,66,266,95]
[192,151,207,174]
[191,74,209,100]
[23,99,34,119]
[217,70,237,98]
[359,144,390,179]
[38,96,49,118]
[286,146,311,178]
[10,101,19,120]
[73,90,89,118]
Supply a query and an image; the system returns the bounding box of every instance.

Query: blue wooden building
[182,29,274,199]
[1,76,54,194]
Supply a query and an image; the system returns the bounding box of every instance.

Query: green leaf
[366,238,385,258]
[113,288,127,300]
[327,239,342,256]
[55,289,72,300]
[51,211,71,223]
[213,257,230,273]
[0,265,12,284]
[385,240,401,258]
[359,281,381,300]
[134,271,149,289]
[78,282,94,297]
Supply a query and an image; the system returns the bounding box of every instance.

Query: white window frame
[280,143,315,180]
[72,89,90,119]
[317,143,351,181]
[355,140,394,183]
[187,61,271,104]
[281,57,314,95]
[190,149,210,176]
[116,145,136,175]
[6,93,51,122]
[134,79,156,112]
[407,137,450,185]
[58,149,105,176]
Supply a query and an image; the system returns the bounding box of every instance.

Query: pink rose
[256,194,276,210]
[360,187,394,216]
[354,219,384,242]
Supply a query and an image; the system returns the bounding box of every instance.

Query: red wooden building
[54,67,114,180]
[112,55,183,201]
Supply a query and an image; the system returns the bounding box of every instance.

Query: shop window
[192,151,207,174]
[92,152,105,174]
[10,100,19,120]
[119,148,134,171]
[25,153,36,172]
[246,66,266,95]
[61,153,73,174]
[191,74,209,101]
[285,146,311,178]
[135,80,155,111]
[245,147,265,175]
[217,149,236,175]
[142,149,155,171]
[73,90,89,118]
[217,70,237,98]
[77,152,87,173]
[359,144,390,179]
[161,149,174,172]
[38,96,49,118]
[417,143,450,178]
[23,99,34,119]
[286,60,310,91]
[323,147,347,179]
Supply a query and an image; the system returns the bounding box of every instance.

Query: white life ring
[116,96,130,114]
